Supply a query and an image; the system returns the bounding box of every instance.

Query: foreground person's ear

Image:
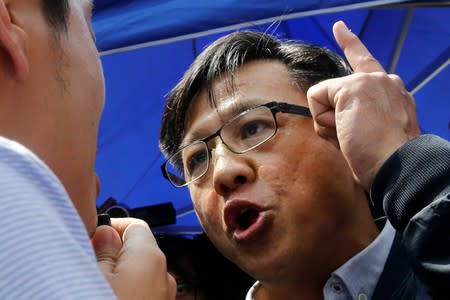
[0,0,29,81]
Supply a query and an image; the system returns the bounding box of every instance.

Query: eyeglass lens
[166,105,276,186]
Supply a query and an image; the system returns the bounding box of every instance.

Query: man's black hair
[159,30,352,159]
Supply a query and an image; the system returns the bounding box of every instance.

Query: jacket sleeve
[370,134,450,298]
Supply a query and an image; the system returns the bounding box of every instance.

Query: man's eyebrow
[181,99,263,146]
[225,101,258,118]
[182,129,210,147]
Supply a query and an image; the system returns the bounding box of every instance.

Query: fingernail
[336,20,353,37]
[93,226,115,245]
[92,225,122,250]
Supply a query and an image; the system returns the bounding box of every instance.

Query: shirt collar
[245,221,396,300]
[245,281,260,300]
[327,220,395,300]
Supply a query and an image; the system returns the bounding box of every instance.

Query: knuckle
[354,55,378,70]
[388,74,406,88]
[388,73,401,82]
[336,86,351,101]
[350,72,373,87]
[306,85,317,98]
[348,32,360,45]
[371,72,390,82]
[153,247,169,264]
[168,273,177,287]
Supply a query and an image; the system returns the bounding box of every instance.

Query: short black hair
[159,30,352,158]
[41,0,70,33]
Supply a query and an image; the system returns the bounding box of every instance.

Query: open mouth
[224,200,268,241]
[236,208,259,230]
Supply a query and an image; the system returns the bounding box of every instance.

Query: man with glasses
[159,21,450,300]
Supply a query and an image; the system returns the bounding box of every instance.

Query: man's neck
[254,279,325,300]
[252,228,381,300]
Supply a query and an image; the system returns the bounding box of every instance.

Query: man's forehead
[182,60,295,144]
[188,94,252,125]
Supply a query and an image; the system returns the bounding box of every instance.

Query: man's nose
[211,143,255,196]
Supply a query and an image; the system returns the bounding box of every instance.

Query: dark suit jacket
[372,233,431,300]
[370,135,450,300]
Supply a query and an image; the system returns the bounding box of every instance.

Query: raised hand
[307,20,420,190]
[92,218,176,300]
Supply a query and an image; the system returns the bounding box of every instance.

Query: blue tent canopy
[93,0,450,234]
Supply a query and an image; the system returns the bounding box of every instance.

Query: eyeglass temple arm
[276,102,312,117]
[161,162,171,180]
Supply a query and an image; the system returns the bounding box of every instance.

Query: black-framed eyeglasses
[161,101,312,187]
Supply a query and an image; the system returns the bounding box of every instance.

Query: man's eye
[186,150,207,176]
[242,122,261,137]
[240,120,272,140]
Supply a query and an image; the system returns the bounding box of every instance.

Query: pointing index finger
[333,20,385,73]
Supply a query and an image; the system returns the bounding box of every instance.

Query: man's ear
[0,0,29,81]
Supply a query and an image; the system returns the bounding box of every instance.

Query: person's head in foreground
[1,1,178,299]
[159,28,385,299]
[0,0,103,236]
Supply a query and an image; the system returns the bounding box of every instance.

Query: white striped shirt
[0,137,117,299]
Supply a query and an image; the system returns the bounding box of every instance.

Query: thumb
[92,225,123,274]
[333,20,385,73]
[307,80,339,146]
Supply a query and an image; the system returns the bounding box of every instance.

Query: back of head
[0,0,105,236]
[160,30,352,159]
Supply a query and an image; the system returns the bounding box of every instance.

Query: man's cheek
[258,161,300,188]
[192,193,221,228]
